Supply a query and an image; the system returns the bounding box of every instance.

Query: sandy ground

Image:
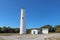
[0,33,60,40]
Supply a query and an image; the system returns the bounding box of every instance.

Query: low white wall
[31,30,38,34]
[42,28,48,34]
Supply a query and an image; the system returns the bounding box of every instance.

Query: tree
[0,27,2,33]
[26,29,31,34]
[14,28,19,33]
[54,25,60,33]
[7,27,13,33]
[1,26,7,33]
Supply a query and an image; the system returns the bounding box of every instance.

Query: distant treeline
[0,25,60,33]
[0,26,19,33]
[27,25,60,34]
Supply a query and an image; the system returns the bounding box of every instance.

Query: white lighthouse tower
[20,8,26,34]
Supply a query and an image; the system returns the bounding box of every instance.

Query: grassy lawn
[0,33,19,36]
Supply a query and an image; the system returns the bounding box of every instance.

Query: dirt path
[0,33,59,40]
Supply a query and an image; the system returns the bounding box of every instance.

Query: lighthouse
[20,8,26,34]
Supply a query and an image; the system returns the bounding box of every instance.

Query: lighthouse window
[22,17,24,19]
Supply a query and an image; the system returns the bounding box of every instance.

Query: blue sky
[0,0,60,28]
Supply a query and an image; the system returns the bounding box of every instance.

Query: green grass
[0,33,19,36]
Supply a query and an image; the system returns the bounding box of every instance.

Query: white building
[42,28,48,34]
[31,29,40,34]
[31,28,48,34]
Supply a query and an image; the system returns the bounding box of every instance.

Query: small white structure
[42,28,48,34]
[31,29,39,34]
